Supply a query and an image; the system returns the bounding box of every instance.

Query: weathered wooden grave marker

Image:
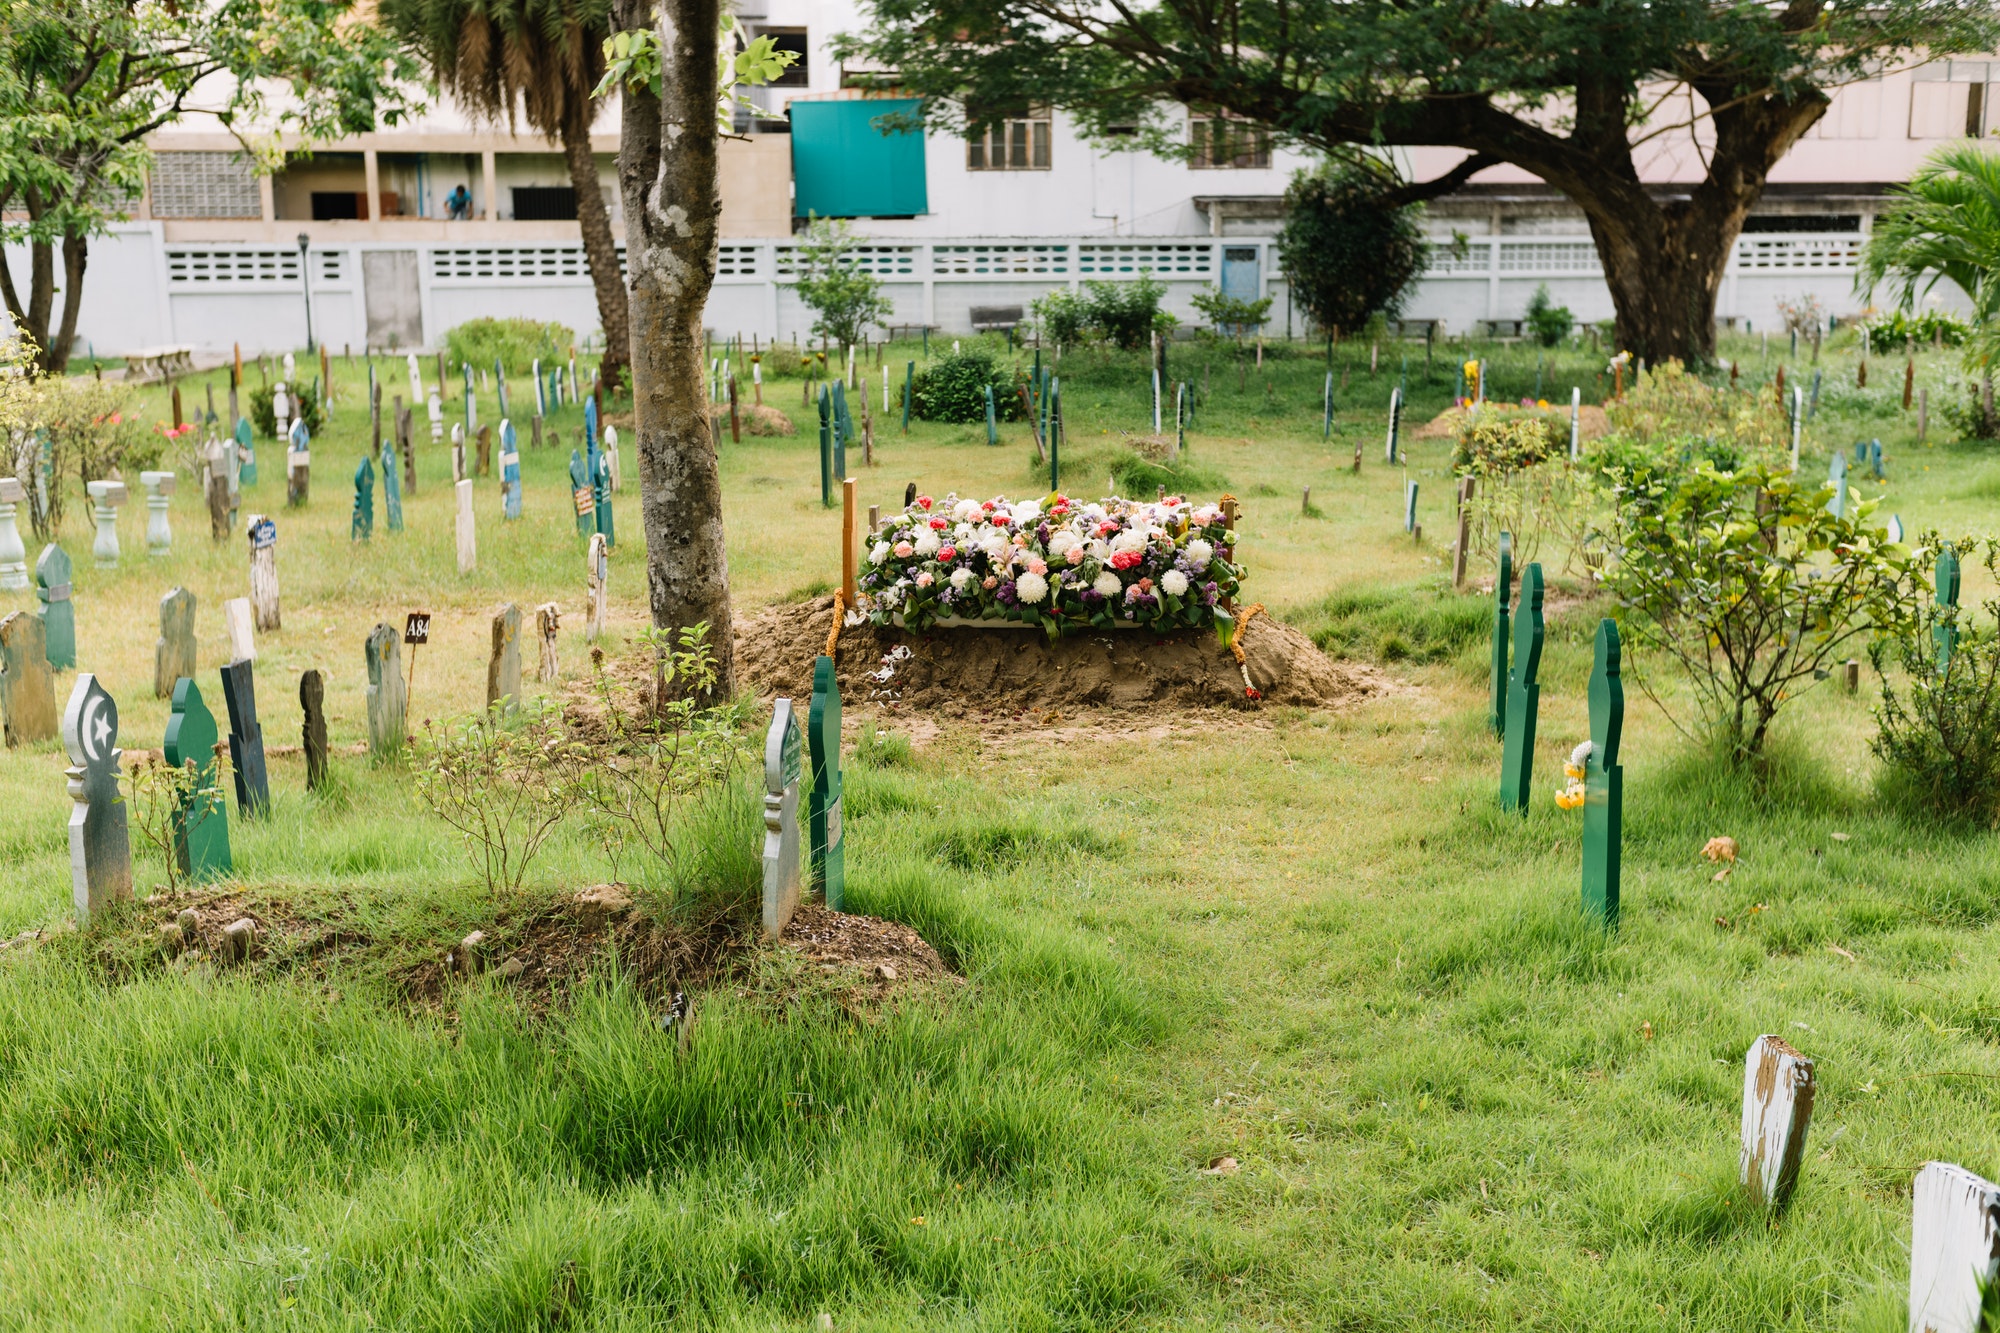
[86,480,126,567]
[287,418,311,507]
[1739,1033,1814,1213]
[62,673,131,920]
[156,588,196,699]
[1936,546,1962,670]
[223,597,256,664]
[761,697,804,938]
[205,443,232,541]
[535,603,561,682]
[455,479,476,574]
[476,424,492,478]
[300,668,329,791]
[1582,618,1624,926]
[1490,533,1512,739]
[586,533,608,641]
[248,515,280,631]
[36,545,76,671]
[808,655,845,911]
[569,449,591,535]
[140,471,175,556]
[1909,1161,2000,1333]
[487,603,522,715]
[352,454,374,541]
[220,659,270,817]
[0,612,58,745]
[451,423,466,483]
[164,677,231,881]
[365,624,407,760]
[1498,562,1545,813]
[0,477,25,589]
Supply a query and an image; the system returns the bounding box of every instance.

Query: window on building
[1910,61,1994,139]
[967,105,1052,170]
[1742,215,1861,233]
[512,186,578,221]
[1190,112,1270,169]
[310,192,361,221]
[758,28,809,87]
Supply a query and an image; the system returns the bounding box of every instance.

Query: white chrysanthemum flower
[870,541,892,564]
[953,498,981,522]
[1161,569,1189,596]
[1016,570,1049,604]
[1185,538,1214,569]
[1015,500,1041,522]
[1048,531,1080,558]
[1110,528,1148,554]
[954,522,975,542]
[950,568,974,589]
[913,531,941,556]
[1092,570,1123,598]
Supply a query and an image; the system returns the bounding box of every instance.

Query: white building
[18,10,1997,357]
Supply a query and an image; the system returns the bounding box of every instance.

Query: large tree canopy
[845,0,2000,363]
[0,0,420,371]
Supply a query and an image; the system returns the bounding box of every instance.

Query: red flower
[1245,686,1262,700]
[938,546,957,561]
[982,500,995,511]
[1110,550,1143,571]
[929,517,948,530]
[916,495,933,510]
[1097,521,1118,537]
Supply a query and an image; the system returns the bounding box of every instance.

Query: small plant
[853,721,915,769]
[415,700,582,894]
[792,215,894,350]
[1189,285,1273,339]
[1603,360,1790,460]
[1775,294,1826,339]
[443,317,575,377]
[1602,459,1921,762]
[30,375,165,536]
[122,755,223,892]
[248,381,326,441]
[1080,274,1174,350]
[1524,284,1573,347]
[1031,288,1089,347]
[912,349,1023,425]
[1872,537,2000,823]
[1860,308,1971,348]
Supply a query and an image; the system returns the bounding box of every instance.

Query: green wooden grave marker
[808,655,844,911]
[1936,545,1962,670]
[36,544,75,671]
[901,360,914,432]
[1489,532,1512,738]
[1582,619,1624,928]
[164,677,231,880]
[818,386,833,507]
[1499,562,1545,813]
[352,454,374,541]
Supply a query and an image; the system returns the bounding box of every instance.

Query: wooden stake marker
[841,479,858,605]
[1739,1034,1814,1213]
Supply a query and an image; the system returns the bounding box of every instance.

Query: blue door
[1220,246,1260,301]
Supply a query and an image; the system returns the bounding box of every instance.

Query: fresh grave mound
[736,596,1382,714]
[1415,402,1610,441]
[708,402,797,435]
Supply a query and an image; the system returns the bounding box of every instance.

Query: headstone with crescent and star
[62,673,131,920]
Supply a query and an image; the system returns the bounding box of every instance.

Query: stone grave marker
[531,415,543,450]
[1739,1033,1814,1213]
[429,391,444,447]
[761,697,804,938]
[287,418,311,507]
[808,655,845,911]
[1490,532,1512,739]
[593,448,614,547]
[455,479,476,574]
[476,424,492,477]
[1582,618,1624,926]
[140,471,175,555]
[604,425,621,491]
[533,357,545,416]
[382,436,403,532]
[206,444,232,541]
[365,624,406,760]
[61,673,131,920]
[451,423,466,482]
[535,603,560,682]
[273,381,292,439]
[487,602,521,715]
[300,668,329,791]
[1499,562,1545,813]
[235,416,257,486]
[586,533,608,641]
[0,612,58,745]
[248,514,280,631]
[155,587,196,698]
[1910,1162,2000,1333]
[1936,546,1962,670]
[1403,479,1418,535]
[407,352,423,406]
[164,676,231,881]
[352,454,375,541]
[500,420,521,520]
[222,597,256,663]
[569,450,591,535]
[36,545,76,671]
[87,480,126,567]
[220,658,270,817]
[0,476,26,589]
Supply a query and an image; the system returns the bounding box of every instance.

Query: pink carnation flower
[894,541,913,558]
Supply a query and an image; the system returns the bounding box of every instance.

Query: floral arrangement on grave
[860,493,1244,640]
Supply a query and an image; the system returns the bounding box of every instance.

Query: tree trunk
[615,0,736,697]
[46,231,89,373]
[561,100,631,398]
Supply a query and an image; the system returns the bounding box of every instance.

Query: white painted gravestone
[140,470,175,555]
[761,697,804,938]
[1739,1034,1815,1212]
[273,381,292,439]
[428,391,444,445]
[451,423,466,483]
[586,533,608,641]
[407,352,423,407]
[455,479,476,574]
[223,596,256,663]
[62,673,131,922]
[247,514,280,631]
[0,476,25,589]
[604,425,621,491]
[86,479,126,567]
[1910,1162,2000,1333]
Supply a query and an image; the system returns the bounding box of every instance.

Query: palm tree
[381,0,630,393]
[1859,143,2000,436]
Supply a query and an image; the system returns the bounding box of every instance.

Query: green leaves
[1859,144,2000,371]
[594,24,798,129]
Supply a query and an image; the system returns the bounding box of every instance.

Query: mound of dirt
[1414,403,1609,441]
[736,597,1383,715]
[709,403,797,436]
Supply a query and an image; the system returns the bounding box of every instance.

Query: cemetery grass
[0,335,1995,1328]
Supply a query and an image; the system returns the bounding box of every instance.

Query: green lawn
[0,330,1995,1329]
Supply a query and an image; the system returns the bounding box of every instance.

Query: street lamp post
[297,232,315,353]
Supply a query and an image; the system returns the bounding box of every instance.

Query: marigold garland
[1230,602,1267,699]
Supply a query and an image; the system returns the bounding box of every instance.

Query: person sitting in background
[446,184,473,220]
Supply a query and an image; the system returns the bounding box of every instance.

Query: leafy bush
[248,382,325,441]
[1603,459,1921,761]
[1031,288,1089,347]
[1937,374,2000,441]
[416,700,583,895]
[1190,285,1273,338]
[1276,161,1427,337]
[1525,284,1573,347]
[1861,308,1972,348]
[913,349,1023,424]
[27,376,165,538]
[1450,407,1566,476]
[1081,275,1174,350]
[792,215,894,349]
[444,317,575,376]
[1872,537,2000,824]
[1603,360,1789,460]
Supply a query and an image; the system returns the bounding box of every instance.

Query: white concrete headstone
[761,697,803,938]
[223,597,256,663]
[1911,1162,2000,1333]
[140,470,176,556]
[1739,1034,1815,1211]
[0,476,26,590]
[455,479,476,574]
[86,479,126,568]
[586,533,608,642]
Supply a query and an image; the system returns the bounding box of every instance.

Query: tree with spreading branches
[843,0,2000,364]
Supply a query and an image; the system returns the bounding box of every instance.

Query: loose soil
[735,597,1386,716]
[1414,403,1610,441]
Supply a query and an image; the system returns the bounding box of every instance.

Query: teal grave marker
[1936,545,1962,670]
[36,544,75,671]
[808,655,844,911]
[62,673,131,920]
[1582,619,1624,928]
[352,453,374,540]
[569,450,592,535]
[1826,450,1847,519]
[818,385,833,507]
[287,418,310,507]
[984,383,998,445]
[381,433,403,531]
[1499,562,1546,813]
[235,416,257,485]
[164,676,231,881]
[220,658,269,817]
[501,420,521,521]
[1490,532,1512,738]
[762,697,804,937]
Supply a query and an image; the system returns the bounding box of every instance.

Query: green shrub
[1524,284,1573,347]
[1603,360,1790,459]
[248,382,325,440]
[1031,288,1090,346]
[1860,308,1971,348]
[1872,537,2000,824]
[443,317,575,377]
[1081,275,1174,350]
[1110,452,1229,497]
[1189,285,1273,338]
[1276,161,1428,336]
[913,349,1023,425]
[1450,408,1566,476]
